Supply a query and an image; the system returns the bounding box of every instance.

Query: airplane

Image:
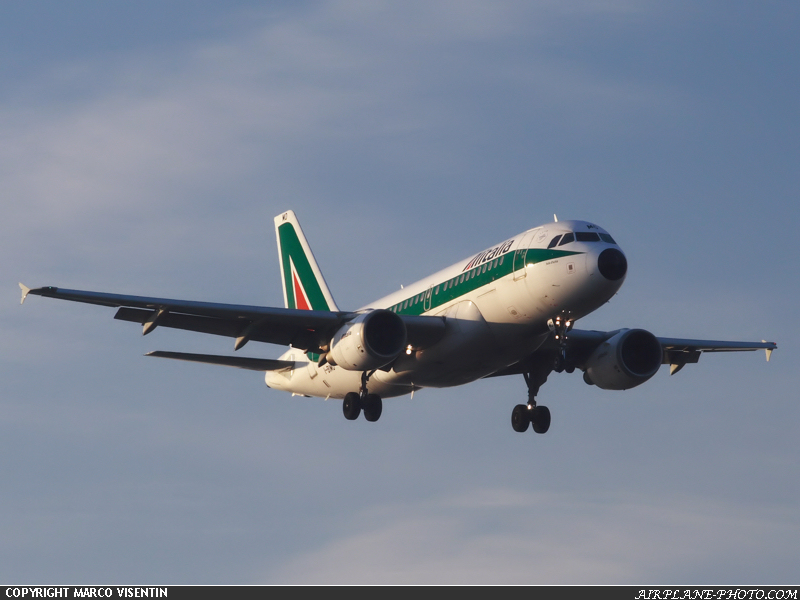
[20,210,777,434]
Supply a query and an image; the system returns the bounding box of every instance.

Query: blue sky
[2,0,798,583]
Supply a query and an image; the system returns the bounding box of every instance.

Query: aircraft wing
[19,284,445,353]
[656,337,776,354]
[568,329,776,357]
[656,335,776,374]
[489,328,777,377]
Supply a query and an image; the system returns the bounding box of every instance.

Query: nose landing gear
[548,314,574,373]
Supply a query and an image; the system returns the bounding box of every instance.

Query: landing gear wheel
[511,404,530,432]
[362,394,383,422]
[520,365,553,436]
[343,392,361,420]
[531,405,551,434]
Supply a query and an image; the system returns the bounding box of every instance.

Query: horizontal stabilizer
[146,351,295,372]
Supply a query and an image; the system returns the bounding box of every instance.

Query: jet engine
[583,329,663,390]
[328,309,407,371]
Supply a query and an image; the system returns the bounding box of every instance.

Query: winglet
[763,340,774,362]
[19,283,31,305]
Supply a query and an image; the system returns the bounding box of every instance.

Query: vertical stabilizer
[274,211,339,311]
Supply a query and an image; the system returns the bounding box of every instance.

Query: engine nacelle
[583,329,663,390]
[328,309,407,371]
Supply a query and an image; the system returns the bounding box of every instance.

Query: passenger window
[558,233,574,246]
[547,235,562,248]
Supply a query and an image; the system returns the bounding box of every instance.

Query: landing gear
[342,371,383,422]
[511,404,530,432]
[511,363,552,434]
[343,392,361,420]
[362,394,383,422]
[510,403,551,434]
[531,405,551,434]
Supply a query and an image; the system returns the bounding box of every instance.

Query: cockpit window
[547,235,562,249]
[551,230,616,245]
[600,233,616,244]
[558,233,574,246]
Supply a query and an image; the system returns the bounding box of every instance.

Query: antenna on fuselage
[554,214,558,222]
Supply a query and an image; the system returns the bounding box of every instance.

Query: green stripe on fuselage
[390,248,582,316]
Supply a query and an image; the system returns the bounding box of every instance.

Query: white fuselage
[266,220,625,399]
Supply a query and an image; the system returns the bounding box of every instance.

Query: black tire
[363,394,383,422]
[511,404,530,432]
[531,405,551,434]
[343,392,361,420]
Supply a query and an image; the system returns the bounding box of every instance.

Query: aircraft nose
[597,248,627,281]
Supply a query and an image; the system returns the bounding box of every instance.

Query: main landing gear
[342,371,383,422]
[511,364,552,434]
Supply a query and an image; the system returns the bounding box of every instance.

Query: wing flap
[115,308,241,337]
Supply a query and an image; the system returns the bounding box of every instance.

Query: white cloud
[259,488,796,583]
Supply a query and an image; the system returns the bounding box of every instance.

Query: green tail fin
[274,210,339,312]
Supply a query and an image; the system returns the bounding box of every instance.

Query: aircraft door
[512,230,538,280]
[423,286,434,312]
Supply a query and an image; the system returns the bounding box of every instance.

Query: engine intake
[328,309,407,371]
[583,329,663,390]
